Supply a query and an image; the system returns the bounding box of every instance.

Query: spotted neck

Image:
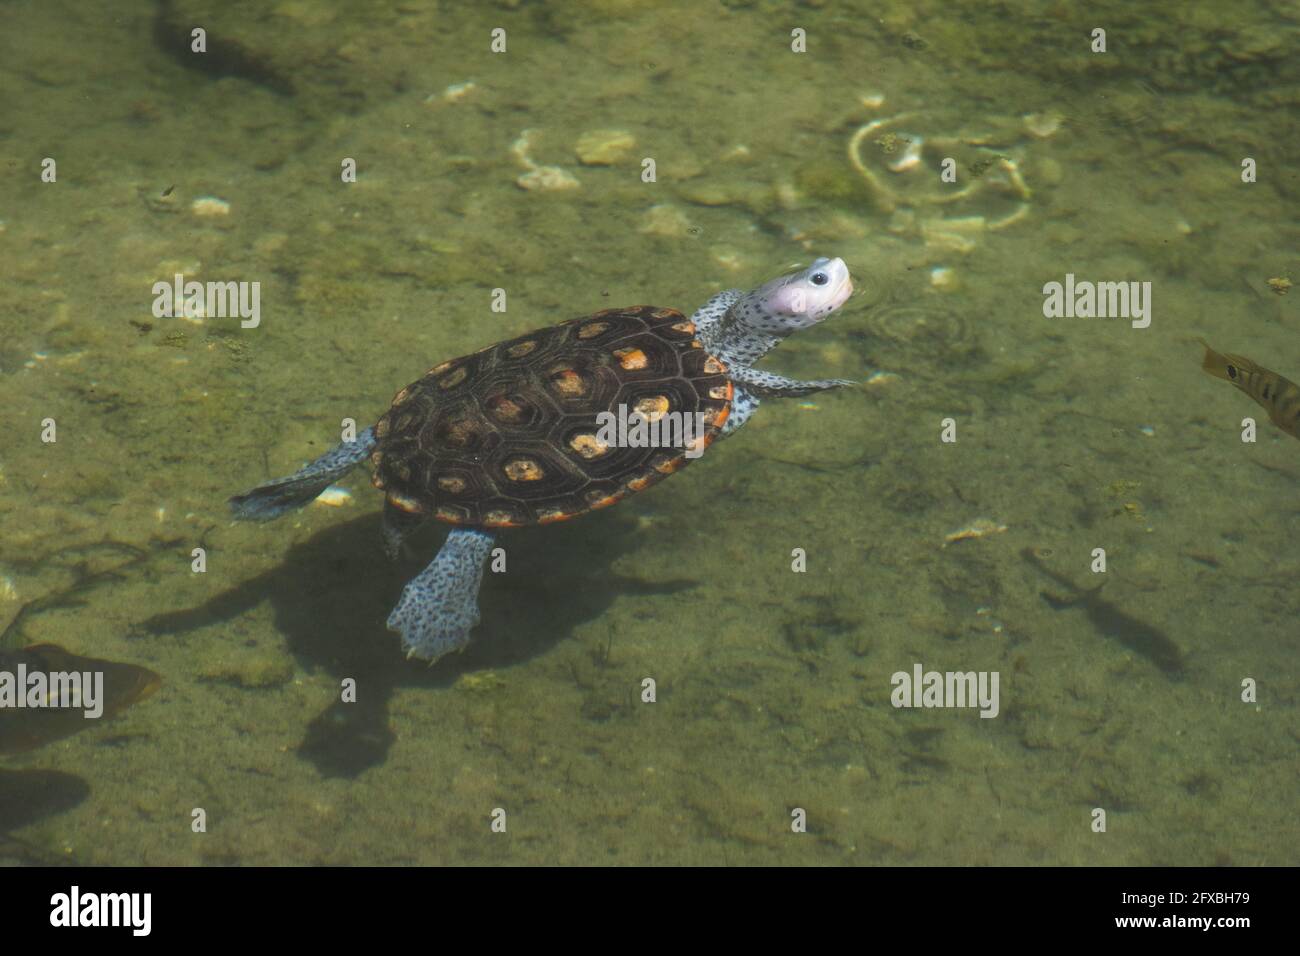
[709,293,785,370]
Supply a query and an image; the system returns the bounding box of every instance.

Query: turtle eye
[811,272,828,286]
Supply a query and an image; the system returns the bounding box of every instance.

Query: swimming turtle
[229,257,855,662]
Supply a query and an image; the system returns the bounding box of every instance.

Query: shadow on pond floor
[141,509,695,777]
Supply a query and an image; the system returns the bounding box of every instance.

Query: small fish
[0,645,161,755]
[1198,339,1300,440]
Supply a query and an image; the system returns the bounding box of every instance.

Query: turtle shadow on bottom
[141,509,694,777]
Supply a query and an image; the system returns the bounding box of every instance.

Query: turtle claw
[799,376,859,392]
[387,593,479,663]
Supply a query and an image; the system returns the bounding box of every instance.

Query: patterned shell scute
[371,306,732,527]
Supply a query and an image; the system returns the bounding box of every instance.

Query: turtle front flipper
[387,528,495,662]
[229,427,377,521]
[720,385,762,438]
[719,376,857,439]
[727,365,858,398]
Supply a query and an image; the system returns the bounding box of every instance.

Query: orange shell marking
[614,347,649,371]
[548,368,586,397]
[503,458,545,482]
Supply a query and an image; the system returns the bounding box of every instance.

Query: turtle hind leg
[388,528,495,663]
[229,427,377,521]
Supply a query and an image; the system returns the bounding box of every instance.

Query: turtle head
[735,256,853,338]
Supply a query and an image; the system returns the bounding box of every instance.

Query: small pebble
[516,166,580,191]
[887,136,924,172]
[315,486,353,507]
[191,196,231,217]
[640,203,694,238]
[929,266,959,291]
[438,81,476,103]
[575,130,636,165]
[680,183,733,206]
[922,216,984,254]
[709,249,746,272]
[511,129,580,191]
[1022,111,1063,138]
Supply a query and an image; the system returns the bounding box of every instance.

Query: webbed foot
[387,528,495,662]
[729,367,858,398]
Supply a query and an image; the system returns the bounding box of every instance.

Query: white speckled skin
[693,256,856,434]
[229,257,856,663]
[387,528,494,661]
[228,427,377,520]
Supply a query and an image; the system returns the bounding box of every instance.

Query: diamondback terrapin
[230,257,855,662]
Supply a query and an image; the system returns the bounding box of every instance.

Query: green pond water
[0,0,1296,864]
